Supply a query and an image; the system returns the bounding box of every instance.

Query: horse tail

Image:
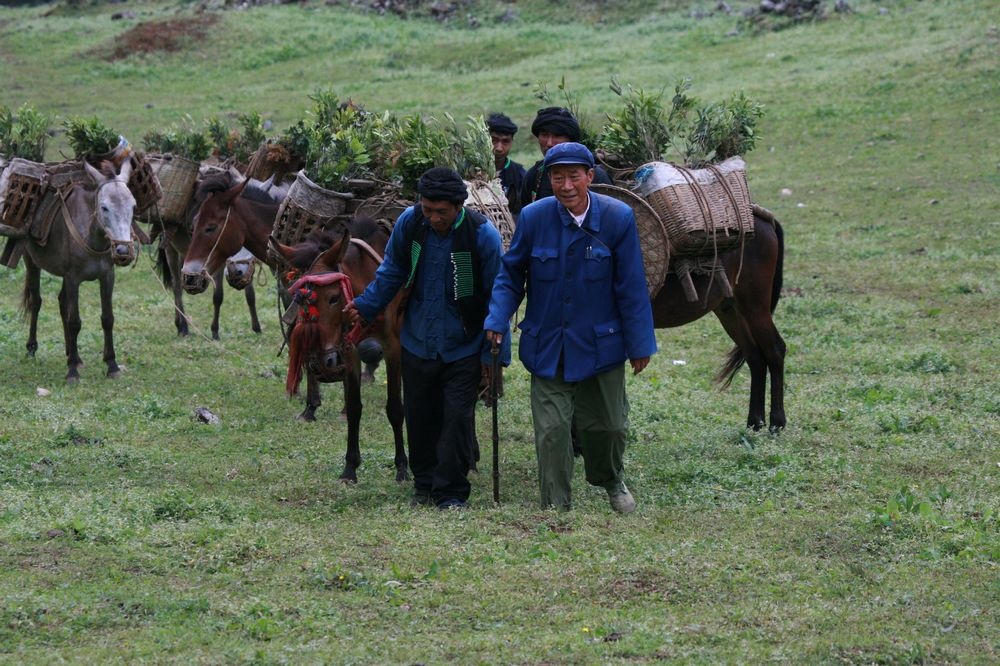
[154,245,172,289]
[716,346,745,389]
[715,215,784,389]
[770,219,784,314]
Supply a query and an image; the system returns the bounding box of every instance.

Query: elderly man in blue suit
[485,142,657,513]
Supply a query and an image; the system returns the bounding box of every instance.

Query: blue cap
[543,142,595,170]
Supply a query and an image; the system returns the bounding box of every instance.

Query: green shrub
[0,104,51,161]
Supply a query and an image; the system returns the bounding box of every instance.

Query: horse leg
[210,269,224,340]
[341,369,363,483]
[715,301,768,430]
[23,258,41,358]
[749,314,787,432]
[384,351,408,482]
[298,368,321,422]
[99,270,121,379]
[244,283,262,334]
[166,244,189,336]
[58,280,83,383]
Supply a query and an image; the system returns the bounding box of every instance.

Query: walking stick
[490,338,500,504]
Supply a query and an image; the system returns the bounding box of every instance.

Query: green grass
[1,0,998,662]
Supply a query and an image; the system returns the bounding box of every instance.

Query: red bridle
[286,271,365,346]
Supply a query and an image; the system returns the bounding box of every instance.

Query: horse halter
[285,271,365,346]
[59,179,138,263]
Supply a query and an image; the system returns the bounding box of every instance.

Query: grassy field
[1,0,998,663]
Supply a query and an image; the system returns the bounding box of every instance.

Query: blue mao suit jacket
[484,191,657,382]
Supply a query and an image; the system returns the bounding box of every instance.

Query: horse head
[180,176,250,294]
[83,159,137,266]
[271,229,357,393]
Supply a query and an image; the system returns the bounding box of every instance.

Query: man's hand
[486,330,504,345]
[630,357,650,375]
[343,301,361,325]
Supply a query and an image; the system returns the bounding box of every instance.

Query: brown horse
[154,175,263,339]
[269,221,408,483]
[179,170,285,293]
[651,212,786,431]
[18,160,139,382]
[181,170,379,419]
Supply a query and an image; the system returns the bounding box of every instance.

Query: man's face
[549,164,594,216]
[537,131,571,156]
[420,198,462,235]
[490,132,513,163]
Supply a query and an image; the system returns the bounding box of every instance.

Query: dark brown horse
[179,170,284,293]
[652,212,786,431]
[181,171,379,419]
[269,221,408,483]
[154,173,264,339]
[18,160,139,382]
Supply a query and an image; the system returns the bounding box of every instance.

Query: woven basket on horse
[341,181,410,227]
[126,153,162,215]
[244,141,303,185]
[146,153,200,224]
[590,183,671,299]
[0,157,48,229]
[632,156,754,258]
[464,178,516,252]
[271,170,354,250]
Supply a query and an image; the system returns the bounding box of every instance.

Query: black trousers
[401,349,480,503]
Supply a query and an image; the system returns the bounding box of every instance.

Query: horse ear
[220,178,250,206]
[318,229,351,270]
[117,158,133,183]
[267,235,296,263]
[83,159,106,186]
[227,166,246,184]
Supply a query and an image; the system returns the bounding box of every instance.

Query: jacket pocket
[530,248,559,281]
[518,320,540,365]
[583,244,612,281]
[593,319,625,369]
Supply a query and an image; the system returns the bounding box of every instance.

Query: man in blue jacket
[346,167,509,510]
[485,143,656,513]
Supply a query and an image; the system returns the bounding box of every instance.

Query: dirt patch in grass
[102,15,220,61]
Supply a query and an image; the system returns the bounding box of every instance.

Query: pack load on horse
[592,78,786,431]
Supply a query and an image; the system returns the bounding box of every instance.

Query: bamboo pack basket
[632,157,753,257]
[271,170,354,248]
[127,153,163,214]
[464,178,516,252]
[147,153,200,223]
[0,158,47,228]
[591,184,671,299]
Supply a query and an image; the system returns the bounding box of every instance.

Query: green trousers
[530,364,630,510]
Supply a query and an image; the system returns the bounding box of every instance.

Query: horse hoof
[395,470,409,483]
[296,412,317,423]
[339,476,358,485]
[66,375,80,385]
[107,370,122,379]
[252,326,262,334]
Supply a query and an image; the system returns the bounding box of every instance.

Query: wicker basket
[464,178,516,252]
[591,184,671,299]
[0,158,48,228]
[632,157,753,257]
[127,153,162,214]
[271,170,354,248]
[146,153,200,223]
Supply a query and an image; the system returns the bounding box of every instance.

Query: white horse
[20,160,137,382]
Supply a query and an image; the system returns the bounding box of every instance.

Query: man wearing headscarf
[345,167,510,509]
[518,106,614,212]
[486,143,656,514]
[487,112,527,216]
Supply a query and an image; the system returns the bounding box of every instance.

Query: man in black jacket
[487,112,526,216]
[518,106,614,212]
